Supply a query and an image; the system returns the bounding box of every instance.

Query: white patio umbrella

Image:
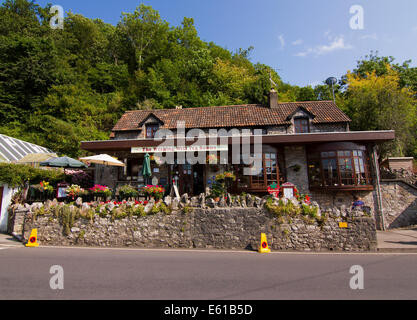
[79,154,126,167]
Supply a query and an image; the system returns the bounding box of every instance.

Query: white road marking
[0,244,21,249]
[29,245,417,255]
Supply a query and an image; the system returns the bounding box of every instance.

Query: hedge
[0,163,65,187]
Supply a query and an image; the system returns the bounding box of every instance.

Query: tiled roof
[112,101,351,131]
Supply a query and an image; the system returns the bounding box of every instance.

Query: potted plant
[89,184,112,200]
[209,172,234,201]
[210,182,225,202]
[142,185,165,201]
[214,172,236,195]
[40,181,54,197]
[117,185,139,200]
[66,184,85,201]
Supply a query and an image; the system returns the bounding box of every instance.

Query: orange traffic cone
[26,229,39,247]
[259,233,271,253]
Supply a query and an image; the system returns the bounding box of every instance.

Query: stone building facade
[81,90,395,229]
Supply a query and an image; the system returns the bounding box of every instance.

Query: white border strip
[13,245,417,255]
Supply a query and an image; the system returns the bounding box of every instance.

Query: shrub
[150,204,160,215]
[210,181,225,198]
[133,204,146,217]
[209,172,236,198]
[59,205,77,236]
[65,170,92,188]
[0,163,65,187]
[78,230,86,240]
[316,214,328,229]
[264,197,301,217]
[301,204,318,218]
[158,202,171,215]
[182,205,193,215]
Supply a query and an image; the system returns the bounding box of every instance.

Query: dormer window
[146,124,159,138]
[294,118,310,133]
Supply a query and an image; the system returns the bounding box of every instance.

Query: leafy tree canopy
[0,1,416,159]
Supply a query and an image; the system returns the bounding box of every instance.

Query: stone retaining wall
[17,207,377,252]
[380,180,417,229]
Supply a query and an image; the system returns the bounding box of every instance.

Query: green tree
[341,65,417,158]
[118,4,169,72]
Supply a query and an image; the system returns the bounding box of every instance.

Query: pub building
[81,89,394,211]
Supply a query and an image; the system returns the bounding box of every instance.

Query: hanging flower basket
[150,155,163,166]
[206,154,219,165]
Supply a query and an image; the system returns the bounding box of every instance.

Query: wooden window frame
[307,143,372,191]
[294,117,310,133]
[146,124,159,139]
[249,150,280,190]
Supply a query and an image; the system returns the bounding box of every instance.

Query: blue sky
[34,0,417,87]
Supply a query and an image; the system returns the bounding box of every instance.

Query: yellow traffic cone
[259,233,271,253]
[26,229,39,247]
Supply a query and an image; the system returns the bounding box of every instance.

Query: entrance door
[172,163,193,196]
[193,165,205,196]
[180,164,193,195]
[173,163,204,196]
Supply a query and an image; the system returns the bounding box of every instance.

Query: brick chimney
[268,89,278,109]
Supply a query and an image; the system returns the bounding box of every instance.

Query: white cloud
[295,48,313,57]
[291,39,303,46]
[278,34,285,49]
[316,36,352,54]
[295,35,353,57]
[359,33,378,40]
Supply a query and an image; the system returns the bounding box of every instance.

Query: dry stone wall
[15,205,377,252]
[380,180,417,229]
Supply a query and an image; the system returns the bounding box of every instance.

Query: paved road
[1,246,417,300]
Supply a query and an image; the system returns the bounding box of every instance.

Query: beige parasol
[79,154,126,167]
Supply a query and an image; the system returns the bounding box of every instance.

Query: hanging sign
[131,145,228,154]
[152,176,158,186]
